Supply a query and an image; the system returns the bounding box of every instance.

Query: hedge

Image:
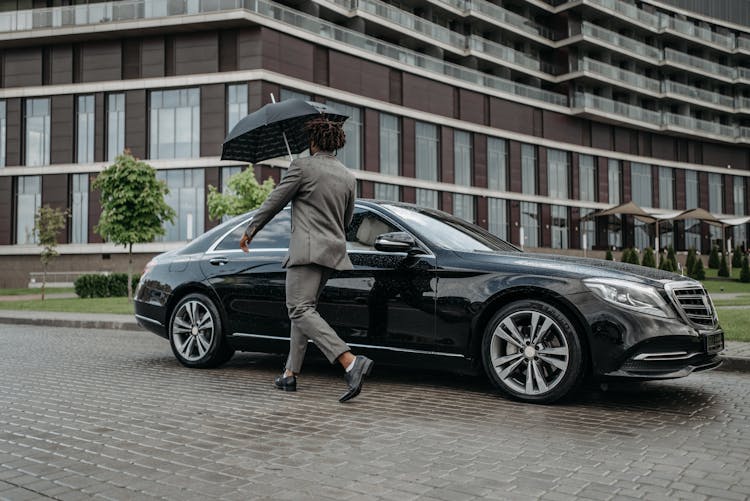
[74,273,141,298]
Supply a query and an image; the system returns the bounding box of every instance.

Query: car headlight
[583,278,673,318]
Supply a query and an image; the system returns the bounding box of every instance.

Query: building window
[0,100,6,167]
[157,168,205,241]
[280,89,310,102]
[327,100,362,170]
[579,154,596,202]
[580,208,596,251]
[415,121,438,209]
[77,95,95,164]
[488,198,507,240]
[658,167,674,210]
[547,149,569,199]
[71,174,88,244]
[220,166,242,222]
[520,201,539,248]
[380,113,400,177]
[453,130,473,222]
[521,144,536,195]
[16,176,41,244]
[607,160,622,248]
[107,93,125,162]
[708,173,723,245]
[374,183,400,201]
[227,84,248,133]
[631,163,652,249]
[551,205,568,249]
[734,177,747,249]
[685,170,701,251]
[25,98,50,166]
[149,88,200,160]
[487,137,507,192]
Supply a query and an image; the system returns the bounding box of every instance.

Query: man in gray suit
[240,117,374,402]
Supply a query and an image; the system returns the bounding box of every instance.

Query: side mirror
[374,232,417,253]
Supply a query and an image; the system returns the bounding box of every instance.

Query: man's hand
[240,232,253,253]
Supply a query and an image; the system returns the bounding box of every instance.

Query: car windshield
[383,204,519,253]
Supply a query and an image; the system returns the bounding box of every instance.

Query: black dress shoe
[339,356,373,402]
[274,374,297,392]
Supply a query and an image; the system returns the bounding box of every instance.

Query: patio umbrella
[221,99,348,163]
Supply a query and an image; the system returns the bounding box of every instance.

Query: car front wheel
[169,293,234,368]
[482,299,585,404]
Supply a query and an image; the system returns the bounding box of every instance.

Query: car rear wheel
[482,299,584,404]
[169,293,234,368]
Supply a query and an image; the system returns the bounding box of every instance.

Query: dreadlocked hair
[305,116,346,152]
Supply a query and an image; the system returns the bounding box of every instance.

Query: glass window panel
[520,201,539,248]
[608,159,621,205]
[634,220,650,250]
[487,198,507,240]
[452,193,474,223]
[327,100,362,170]
[415,189,438,209]
[631,162,652,208]
[734,176,746,216]
[379,113,400,177]
[25,98,50,166]
[551,205,568,249]
[346,209,399,250]
[16,176,41,244]
[487,137,507,192]
[415,121,438,182]
[454,131,472,187]
[685,170,701,251]
[374,183,400,201]
[216,210,291,250]
[547,149,569,199]
[71,173,88,244]
[580,208,596,250]
[156,168,205,241]
[227,84,248,133]
[659,167,674,209]
[521,144,536,195]
[77,95,95,164]
[280,89,310,101]
[0,101,6,167]
[149,88,200,160]
[107,93,125,162]
[708,173,723,213]
[579,154,596,202]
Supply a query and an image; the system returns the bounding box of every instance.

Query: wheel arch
[165,282,227,335]
[469,286,592,372]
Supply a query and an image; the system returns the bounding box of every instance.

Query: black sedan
[135,200,724,404]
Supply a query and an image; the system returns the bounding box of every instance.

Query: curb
[718,355,750,373]
[0,316,141,332]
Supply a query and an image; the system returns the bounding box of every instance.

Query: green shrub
[667,244,678,271]
[658,255,675,272]
[741,255,750,283]
[74,273,141,298]
[620,248,631,263]
[708,246,720,269]
[629,248,641,265]
[641,247,656,268]
[718,253,730,278]
[692,258,706,280]
[732,246,743,269]
[685,248,697,277]
[605,249,613,261]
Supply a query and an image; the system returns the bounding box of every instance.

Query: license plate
[704,332,724,354]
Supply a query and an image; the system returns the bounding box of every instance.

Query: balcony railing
[662,81,735,109]
[735,96,750,110]
[661,15,734,50]
[663,48,735,80]
[739,127,750,139]
[737,67,750,81]
[468,0,562,41]
[738,37,750,52]
[469,36,543,73]
[575,57,660,93]
[585,0,660,30]
[581,22,661,61]
[573,92,662,126]
[663,113,735,138]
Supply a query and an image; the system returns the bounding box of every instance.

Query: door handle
[209,257,229,266]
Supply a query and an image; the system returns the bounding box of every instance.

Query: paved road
[0,325,748,501]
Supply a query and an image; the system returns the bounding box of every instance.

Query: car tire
[481,299,585,404]
[169,293,234,368]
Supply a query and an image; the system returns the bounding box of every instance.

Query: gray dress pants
[285,264,350,373]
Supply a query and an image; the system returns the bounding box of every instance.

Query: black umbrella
[220,99,348,163]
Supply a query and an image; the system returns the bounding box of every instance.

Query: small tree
[628,248,640,265]
[94,152,176,301]
[605,249,613,261]
[641,247,656,268]
[207,167,275,220]
[667,244,678,271]
[34,205,69,300]
[740,255,750,283]
[659,255,675,272]
[718,253,730,277]
[708,245,720,269]
[685,248,697,277]
[732,246,743,269]
[621,248,633,264]
[693,257,706,280]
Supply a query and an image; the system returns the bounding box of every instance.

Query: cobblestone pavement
[0,325,749,501]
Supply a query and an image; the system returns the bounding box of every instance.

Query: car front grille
[666,283,718,330]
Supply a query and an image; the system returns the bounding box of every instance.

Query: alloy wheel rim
[172,300,215,361]
[490,310,569,395]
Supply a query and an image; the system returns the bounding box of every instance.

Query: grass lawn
[716,308,750,343]
[0,287,76,296]
[701,279,750,294]
[0,297,133,315]
[712,295,750,307]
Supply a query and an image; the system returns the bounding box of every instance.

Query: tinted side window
[346,208,398,251]
[215,210,291,250]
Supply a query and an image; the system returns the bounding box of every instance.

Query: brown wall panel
[313,46,328,86]
[0,177,11,245]
[651,135,674,161]
[538,147,548,197]
[219,31,238,73]
[724,174,734,215]
[541,111,583,144]
[50,45,73,84]
[360,180,374,198]
[263,31,314,82]
[622,162,632,203]
[651,165,659,208]
[402,187,416,203]
[329,51,390,103]
[94,94,105,162]
[50,95,74,165]
[402,74,453,118]
[613,127,633,154]
[571,152,580,201]
[440,127,454,184]
[675,169,686,210]
[200,84,225,157]
[80,41,121,82]
[401,118,415,178]
[532,109,543,137]
[476,196,488,229]
[590,122,612,150]
[473,134,487,188]
[509,201,520,245]
[363,109,379,172]
[6,99,21,167]
[142,38,165,78]
[637,132,652,158]
[389,69,402,106]
[703,143,748,170]
[122,39,141,79]
[489,97,534,135]
[509,141,522,193]
[4,48,42,87]
[88,173,102,244]
[458,89,485,125]
[441,192,452,214]
[175,33,219,75]
[540,204,551,248]
[125,90,147,159]
[237,28,262,70]
[597,156,608,203]
[41,174,69,244]
[570,207,581,250]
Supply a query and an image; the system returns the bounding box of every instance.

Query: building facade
[0,0,749,287]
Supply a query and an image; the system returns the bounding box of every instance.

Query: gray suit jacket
[244,153,356,270]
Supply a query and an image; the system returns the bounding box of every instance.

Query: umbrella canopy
[221,99,348,163]
[581,201,657,223]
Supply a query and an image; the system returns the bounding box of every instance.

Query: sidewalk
[0,309,747,373]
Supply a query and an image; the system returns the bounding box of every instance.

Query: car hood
[457,250,695,288]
